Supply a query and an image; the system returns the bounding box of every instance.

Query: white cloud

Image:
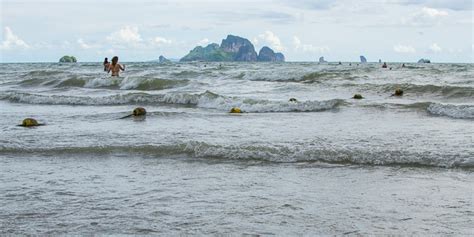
[153,36,172,45]
[429,43,442,53]
[0,27,30,50]
[421,7,448,17]
[293,36,301,48]
[293,36,330,54]
[401,7,449,26]
[106,26,142,45]
[395,0,471,11]
[198,38,210,46]
[77,38,95,49]
[257,31,284,51]
[393,44,416,53]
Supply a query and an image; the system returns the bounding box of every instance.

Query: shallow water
[1,155,472,235]
[0,62,473,234]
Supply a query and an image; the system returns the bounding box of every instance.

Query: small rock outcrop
[59,55,77,63]
[257,46,285,62]
[319,57,327,63]
[418,58,431,63]
[360,56,367,63]
[275,53,285,62]
[158,55,171,63]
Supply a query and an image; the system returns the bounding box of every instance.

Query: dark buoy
[19,118,42,127]
[120,107,147,119]
[393,89,403,96]
[289,98,298,102]
[133,107,147,116]
[353,94,363,99]
[229,107,242,113]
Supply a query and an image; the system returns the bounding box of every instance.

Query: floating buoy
[229,107,242,113]
[19,118,42,127]
[393,89,403,96]
[120,107,147,119]
[133,107,147,116]
[289,98,298,102]
[353,94,363,99]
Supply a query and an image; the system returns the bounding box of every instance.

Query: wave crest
[427,103,474,119]
[0,91,341,112]
[17,76,188,91]
[1,141,471,168]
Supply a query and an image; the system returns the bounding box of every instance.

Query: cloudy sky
[1,0,472,62]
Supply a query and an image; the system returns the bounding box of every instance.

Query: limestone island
[180,35,285,62]
[418,58,431,63]
[158,55,171,63]
[59,55,77,63]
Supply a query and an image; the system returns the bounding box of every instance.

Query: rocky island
[418,58,431,63]
[158,55,171,63]
[59,55,77,63]
[180,35,285,62]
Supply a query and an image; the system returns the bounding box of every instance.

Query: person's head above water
[111,56,119,65]
[104,57,108,63]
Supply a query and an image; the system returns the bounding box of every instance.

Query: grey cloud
[395,0,472,11]
[206,10,296,24]
[279,0,338,10]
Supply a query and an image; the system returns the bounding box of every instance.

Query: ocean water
[0,62,473,235]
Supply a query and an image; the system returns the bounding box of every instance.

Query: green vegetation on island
[180,43,234,62]
[59,55,77,63]
[180,35,285,62]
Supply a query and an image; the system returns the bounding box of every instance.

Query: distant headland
[180,35,285,62]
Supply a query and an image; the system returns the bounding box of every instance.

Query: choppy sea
[0,62,472,235]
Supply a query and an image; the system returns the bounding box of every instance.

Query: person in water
[382,62,388,68]
[103,57,109,72]
[107,56,125,77]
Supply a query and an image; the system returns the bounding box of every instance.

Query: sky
[0,0,473,63]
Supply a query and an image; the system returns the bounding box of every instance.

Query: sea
[0,62,473,235]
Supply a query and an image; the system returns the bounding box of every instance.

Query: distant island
[418,58,431,63]
[180,35,285,62]
[158,55,171,63]
[59,55,77,63]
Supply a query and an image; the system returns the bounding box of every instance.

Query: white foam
[427,103,474,119]
[0,91,340,112]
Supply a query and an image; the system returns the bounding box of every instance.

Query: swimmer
[382,62,388,68]
[103,57,110,72]
[107,56,125,77]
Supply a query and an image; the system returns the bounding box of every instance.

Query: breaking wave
[17,76,188,91]
[427,103,474,119]
[0,91,342,113]
[350,83,474,99]
[0,141,471,168]
[362,102,474,120]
